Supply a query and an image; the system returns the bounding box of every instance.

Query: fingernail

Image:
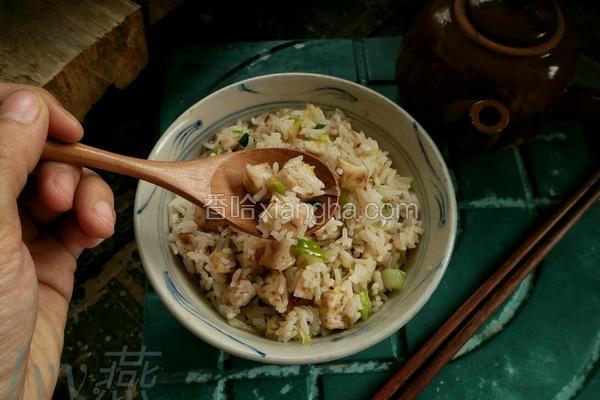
[54,172,75,203]
[93,201,115,227]
[0,90,41,124]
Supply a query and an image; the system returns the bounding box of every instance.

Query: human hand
[0,86,115,399]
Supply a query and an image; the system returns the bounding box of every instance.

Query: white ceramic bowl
[134,73,457,364]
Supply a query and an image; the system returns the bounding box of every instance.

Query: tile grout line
[390,331,399,360]
[352,39,369,85]
[172,361,395,385]
[457,197,558,209]
[217,351,226,371]
[214,378,226,400]
[512,147,536,208]
[307,370,320,400]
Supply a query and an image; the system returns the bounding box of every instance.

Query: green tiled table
[143,37,599,399]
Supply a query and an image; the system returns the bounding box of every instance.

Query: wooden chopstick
[372,169,600,400]
[396,175,599,399]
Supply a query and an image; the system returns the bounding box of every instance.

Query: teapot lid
[467,0,558,47]
[454,0,565,56]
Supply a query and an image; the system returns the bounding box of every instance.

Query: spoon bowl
[41,140,339,237]
[209,148,339,235]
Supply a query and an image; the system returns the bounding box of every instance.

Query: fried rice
[168,104,422,342]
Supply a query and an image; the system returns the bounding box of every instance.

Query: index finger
[0,83,83,143]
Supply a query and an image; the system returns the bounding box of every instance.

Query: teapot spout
[469,99,511,135]
[443,98,511,148]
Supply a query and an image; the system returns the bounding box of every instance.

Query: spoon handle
[42,139,173,187]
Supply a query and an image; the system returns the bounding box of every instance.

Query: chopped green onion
[300,330,311,344]
[314,123,327,129]
[267,177,286,195]
[208,146,224,155]
[266,317,279,336]
[294,239,327,261]
[317,133,331,143]
[239,132,249,147]
[381,268,406,291]
[359,290,372,320]
[340,190,352,207]
[232,129,250,147]
[289,115,303,136]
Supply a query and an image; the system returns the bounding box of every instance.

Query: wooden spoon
[41,140,340,237]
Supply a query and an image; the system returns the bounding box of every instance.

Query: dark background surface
[56,1,600,398]
[81,0,600,156]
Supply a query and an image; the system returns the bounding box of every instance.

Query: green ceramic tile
[229,356,265,370]
[322,371,393,400]
[232,376,311,400]
[143,291,222,372]
[146,381,221,399]
[161,40,357,132]
[524,120,593,198]
[367,83,404,105]
[578,367,600,400]
[364,37,401,81]
[417,203,600,399]
[334,333,403,363]
[160,40,285,131]
[405,208,535,351]
[451,147,528,202]
[224,40,358,85]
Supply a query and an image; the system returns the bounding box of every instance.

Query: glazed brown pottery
[396,0,578,149]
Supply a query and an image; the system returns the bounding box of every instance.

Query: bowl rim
[134,72,457,364]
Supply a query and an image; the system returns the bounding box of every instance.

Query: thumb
[0,90,49,250]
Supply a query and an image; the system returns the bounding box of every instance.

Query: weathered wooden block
[0,0,148,119]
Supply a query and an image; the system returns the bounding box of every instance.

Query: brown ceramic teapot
[396,0,579,148]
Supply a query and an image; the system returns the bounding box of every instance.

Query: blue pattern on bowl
[164,271,267,357]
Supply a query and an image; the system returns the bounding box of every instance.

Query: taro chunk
[210,248,237,274]
[258,272,289,313]
[226,279,257,308]
[260,238,296,271]
[243,163,274,199]
[337,157,368,190]
[320,290,351,330]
